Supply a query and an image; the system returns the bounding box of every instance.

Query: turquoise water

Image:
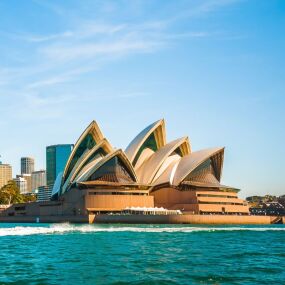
[0,224,284,285]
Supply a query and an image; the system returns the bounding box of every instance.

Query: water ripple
[0,223,284,285]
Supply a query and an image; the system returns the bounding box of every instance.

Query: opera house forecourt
[1,119,282,224]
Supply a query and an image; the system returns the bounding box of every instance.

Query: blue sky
[0,0,284,197]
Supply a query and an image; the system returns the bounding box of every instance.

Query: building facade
[49,119,248,215]
[37,186,52,202]
[21,157,34,175]
[13,176,28,194]
[16,174,32,193]
[46,144,73,191]
[0,163,12,189]
[31,170,46,193]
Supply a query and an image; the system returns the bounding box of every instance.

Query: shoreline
[0,214,283,225]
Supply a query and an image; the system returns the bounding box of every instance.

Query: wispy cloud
[0,0,243,101]
[39,20,168,63]
[0,0,249,175]
[200,0,243,12]
[42,37,163,62]
[24,31,74,43]
[117,92,150,99]
[26,75,70,89]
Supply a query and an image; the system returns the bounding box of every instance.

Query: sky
[0,0,284,198]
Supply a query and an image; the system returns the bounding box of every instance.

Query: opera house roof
[54,119,237,197]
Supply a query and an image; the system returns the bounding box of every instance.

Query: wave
[0,224,284,236]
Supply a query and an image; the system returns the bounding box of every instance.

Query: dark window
[76,148,106,176]
[197,194,237,198]
[173,147,183,157]
[133,133,158,166]
[89,192,146,196]
[65,133,96,180]
[15,206,26,211]
[183,159,220,184]
[46,147,56,186]
[88,156,135,183]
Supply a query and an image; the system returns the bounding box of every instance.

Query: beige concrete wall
[151,187,249,214]
[197,197,245,204]
[168,203,199,212]
[0,187,87,217]
[85,193,154,210]
[0,215,88,223]
[151,187,197,208]
[3,201,65,217]
[196,191,238,198]
[94,214,273,225]
[198,204,249,214]
[0,213,277,224]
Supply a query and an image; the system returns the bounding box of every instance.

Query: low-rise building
[37,186,52,202]
[13,177,28,194]
[250,202,285,216]
[16,174,32,193]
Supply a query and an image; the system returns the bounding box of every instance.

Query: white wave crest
[0,224,284,236]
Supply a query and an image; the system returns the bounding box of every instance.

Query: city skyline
[0,0,284,198]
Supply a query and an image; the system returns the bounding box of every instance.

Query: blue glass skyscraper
[46,144,73,191]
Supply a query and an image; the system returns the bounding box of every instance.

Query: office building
[46,144,73,191]
[0,163,12,189]
[37,186,52,202]
[31,170,46,193]
[21,157,34,175]
[16,174,32,193]
[13,176,28,194]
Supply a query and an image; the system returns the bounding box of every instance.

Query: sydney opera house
[2,119,260,224]
[57,118,250,214]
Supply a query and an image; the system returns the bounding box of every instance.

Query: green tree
[0,180,24,205]
[23,194,37,203]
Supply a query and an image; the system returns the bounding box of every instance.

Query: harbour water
[0,223,284,285]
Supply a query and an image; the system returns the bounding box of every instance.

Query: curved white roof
[62,121,104,185]
[61,138,113,194]
[152,155,181,186]
[137,137,190,184]
[172,147,224,186]
[125,119,166,165]
[73,155,104,183]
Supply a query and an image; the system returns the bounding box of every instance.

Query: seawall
[0,214,282,224]
[93,214,276,224]
[0,215,89,223]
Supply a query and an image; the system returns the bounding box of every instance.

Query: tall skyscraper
[21,157,34,174]
[46,144,73,191]
[31,170,46,193]
[0,163,12,189]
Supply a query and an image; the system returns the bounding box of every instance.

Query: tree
[22,193,37,203]
[0,180,24,205]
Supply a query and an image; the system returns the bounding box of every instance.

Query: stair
[271,216,283,224]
